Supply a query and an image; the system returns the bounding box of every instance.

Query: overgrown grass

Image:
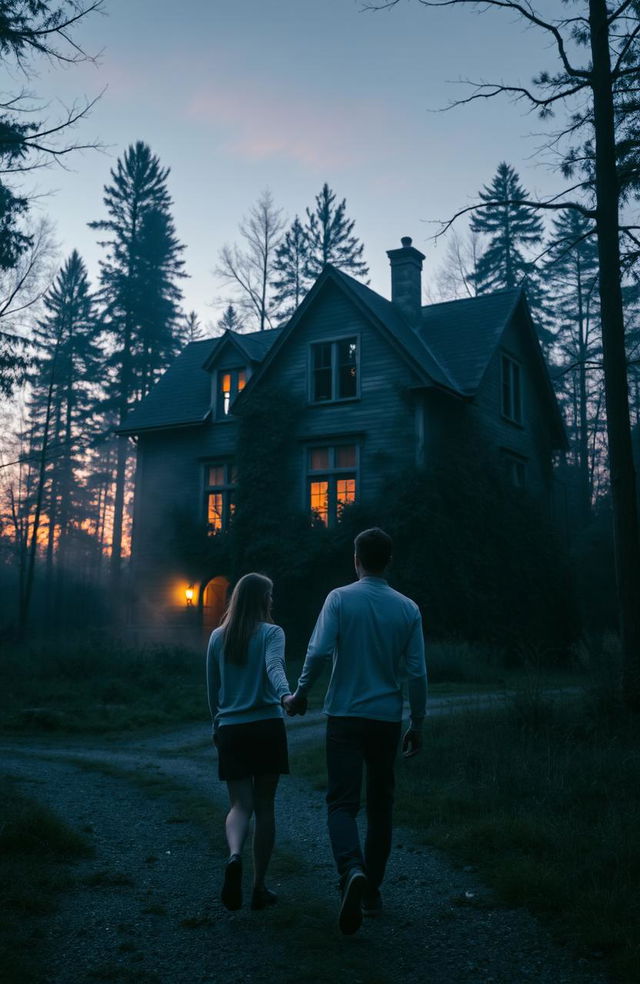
[0,641,206,733]
[0,775,93,984]
[290,689,640,984]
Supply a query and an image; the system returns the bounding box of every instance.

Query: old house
[120,237,566,637]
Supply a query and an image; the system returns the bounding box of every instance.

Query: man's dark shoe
[221,854,242,910]
[339,867,366,935]
[250,886,278,910]
[362,887,383,917]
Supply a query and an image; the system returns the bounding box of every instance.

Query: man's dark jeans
[326,716,402,889]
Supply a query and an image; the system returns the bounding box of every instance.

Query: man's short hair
[354,527,392,574]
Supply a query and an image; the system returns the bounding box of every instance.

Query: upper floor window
[501,354,522,424]
[217,368,247,418]
[307,443,357,526]
[311,337,358,403]
[205,462,236,534]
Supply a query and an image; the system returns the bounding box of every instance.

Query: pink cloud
[186,81,398,170]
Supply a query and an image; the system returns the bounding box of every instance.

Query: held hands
[402,727,422,758]
[282,690,308,717]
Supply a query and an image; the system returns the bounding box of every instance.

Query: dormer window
[501,354,522,425]
[310,337,358,403]
[217,368,247,418]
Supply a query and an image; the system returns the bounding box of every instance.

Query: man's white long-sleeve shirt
[297,576,427,726]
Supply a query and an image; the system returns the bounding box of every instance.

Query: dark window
[205,462,236,534]
[311,337,358,402]
[501,354,523,424]
[501,450,527,488]
[217,368,247,418]
[307,443,357,525]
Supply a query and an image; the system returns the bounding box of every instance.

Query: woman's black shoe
[221,854,243,910]
[250,886,277,910]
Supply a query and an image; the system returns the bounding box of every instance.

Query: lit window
[205,462,236,534]
[501,354,523,424]
[217,368,248,418]
[307,444,358,526]
[311,337,358,402]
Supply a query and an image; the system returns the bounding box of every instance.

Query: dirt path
[1,705,612,984]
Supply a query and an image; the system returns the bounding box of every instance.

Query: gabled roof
[234,265,460,411]
[117,327,282,435]
[419,288,522,395]
[202,326,282,370]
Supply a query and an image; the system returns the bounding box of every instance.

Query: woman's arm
[264,625,291,703]
[205,633,221,735]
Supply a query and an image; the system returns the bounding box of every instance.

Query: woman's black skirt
[216,717,289,781]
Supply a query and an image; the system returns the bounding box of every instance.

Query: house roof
[419,287,522,395]
[117,328,282,435]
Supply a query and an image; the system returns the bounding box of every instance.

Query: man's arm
[295,590,340,697]
[403,610,427,756]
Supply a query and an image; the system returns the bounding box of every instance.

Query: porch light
[185,585,194,607]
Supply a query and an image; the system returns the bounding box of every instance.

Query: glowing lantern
[185,585,194,607]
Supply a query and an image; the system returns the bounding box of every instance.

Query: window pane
[502,356,512,418]
[237,370,247,392]
[335,445,356,468]
[313,367,332,401]
[207,492,224,533]
[512,363,521,423]
[220,373,232,393]
[309,447,329,471]
[229,464,238,484]
[208,465,225,487]
[337,339,357,398]
[309,480,329,526]
[313,343,332,369]
[336,477,356,515]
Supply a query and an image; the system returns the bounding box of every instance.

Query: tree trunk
[590,0,640,709]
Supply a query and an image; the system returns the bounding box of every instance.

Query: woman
[206,572,292,912]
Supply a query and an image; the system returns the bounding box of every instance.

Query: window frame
[215,367,248,420]
[308,334,360,405]
[500,448,527,489]
[500,352,523,425]
[203,460,237,535]
[305,441,359,526]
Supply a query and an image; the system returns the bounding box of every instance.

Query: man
[285,527,427,935]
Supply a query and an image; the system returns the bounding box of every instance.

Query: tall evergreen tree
[304,183,369,281]
[271,216,310,317]
[544,211,601,521]
[28,251,101,615]
[471,163,544,294]
[90,141,185,585]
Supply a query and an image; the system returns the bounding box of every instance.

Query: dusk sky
[28,0,568,327]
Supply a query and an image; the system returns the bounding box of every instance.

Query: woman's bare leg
[225,778,254,856]
[252,774,279,889]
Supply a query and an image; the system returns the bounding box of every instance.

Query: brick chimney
[386,236,425,326]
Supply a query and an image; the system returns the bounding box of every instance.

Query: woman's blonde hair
[220,572,273,666]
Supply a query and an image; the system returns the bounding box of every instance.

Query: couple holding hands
[206,527,427,936]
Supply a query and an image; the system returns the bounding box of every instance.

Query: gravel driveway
[1,703,612,984]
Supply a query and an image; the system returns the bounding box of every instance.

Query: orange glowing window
[205,462,237,535]
[310,481,329,526]
[217,368,248,417]
[307,443,358,526]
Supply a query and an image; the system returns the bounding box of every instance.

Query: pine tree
[544,211,601,521]
[19,251,101,630]
[471,163,544,294]
[217,304,245,333]
[90,142,185,585]
[304,184,369,281]
[181,310,205,344]
[271,216,310,317]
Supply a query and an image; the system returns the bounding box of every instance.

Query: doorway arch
[201,576,230,636]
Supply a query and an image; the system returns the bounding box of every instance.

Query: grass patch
[290,689,640,982]
[0,641,206,734]
[0,775,93,984]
